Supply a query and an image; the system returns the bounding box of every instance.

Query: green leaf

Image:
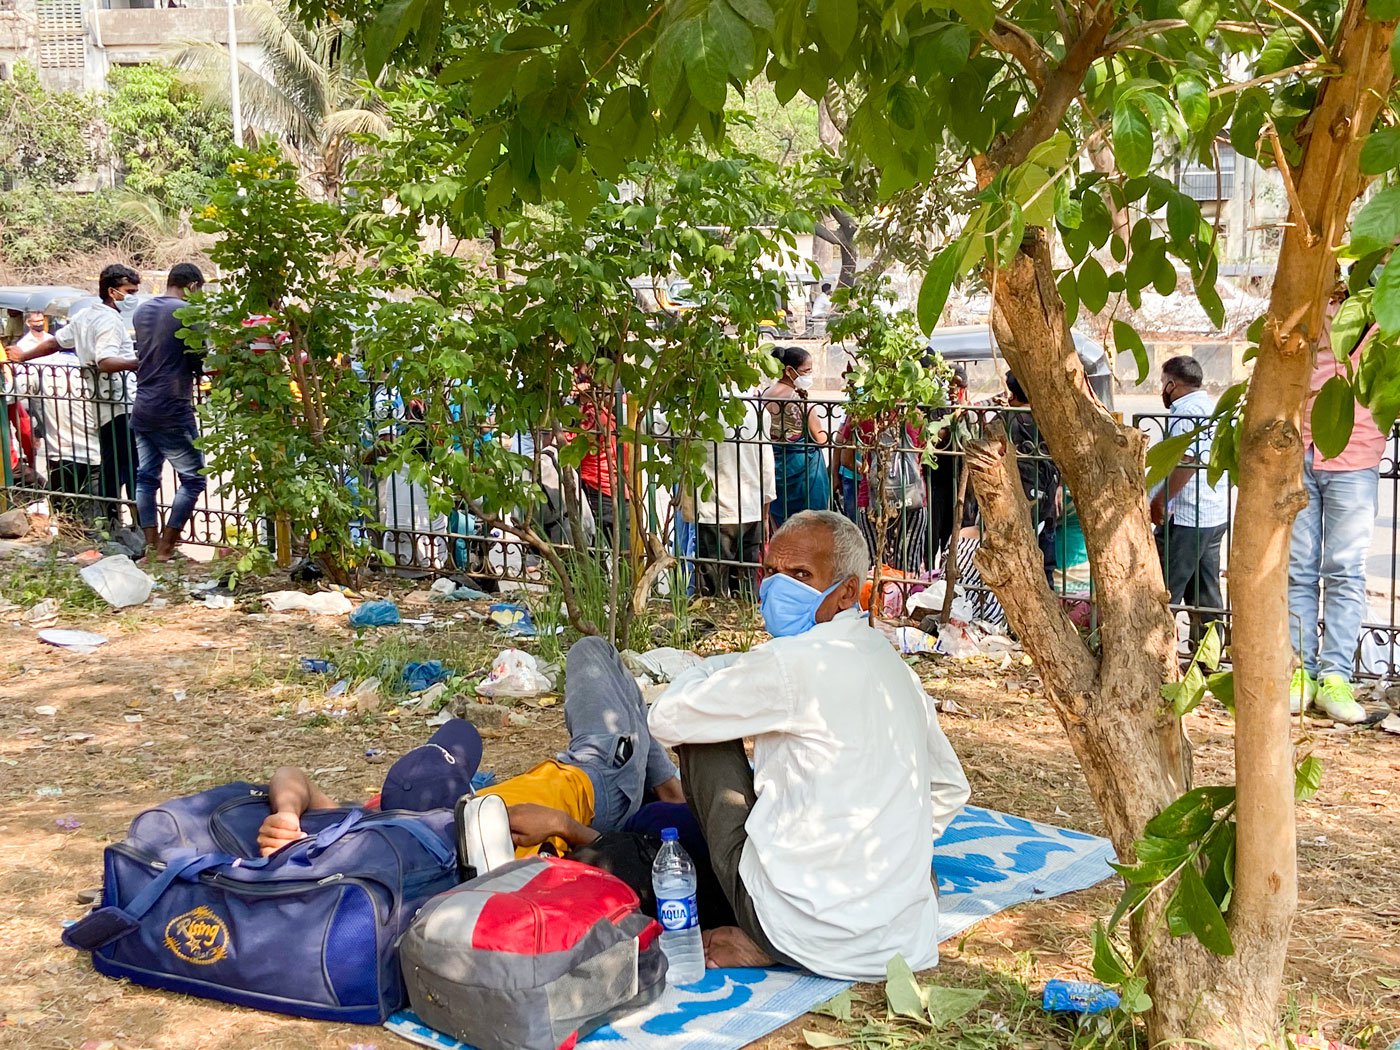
[815,0,857,56]
[686,19,732,111]
[1166,193,1198,251]
[1173,864,1235,955]
[1361,128,1400,175]
[946,0,995,31]
[1310,374,1356,460]
[1257,26,1308,76]
[1201,819,1237,910]
[884,954,927,1021]
[1091,921,1130,984]
[1107,880,1150,932]
[1058,270,1080,326]
[1112,99,1154,178]
[929,24,971,75]
[726,0,774,29]
[1164,662,1208,717]
[1145,786,1236,840]
[1176,75,1210,132]
[1294,753,1323,801]
[924,986,987,1028]
[1206,670,1235,714]
[801,1033,852,1048]
[814,989,854,1022]
[363,0,424,79]
[1079,256,1109,313]
[1348,186,1400,257]
[1178,0,1220,40]
[1375,251,1400,336]
[1331,297,1373,360]
[918,241,963,333]
[1146,431,1197,490]
[1113,320,1150,384]
[1370,0,1400,19]
[1196,622,1224,671]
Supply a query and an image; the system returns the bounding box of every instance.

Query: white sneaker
[457,794,514,878]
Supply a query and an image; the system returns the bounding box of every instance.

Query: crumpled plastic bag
[936,622,983,659]
[349,599,401,628]
[263,590,354,615]
[906,582,976,625]
[476,648,555,698]
[891,626,940,655]
[78,555,154,608]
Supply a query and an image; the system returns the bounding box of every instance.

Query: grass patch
[308,627,499,702]
[3,546,108,612]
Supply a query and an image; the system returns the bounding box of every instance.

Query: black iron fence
[4,363,1398,677]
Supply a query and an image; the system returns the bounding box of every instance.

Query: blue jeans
[1288,448,1379,680]
[134,424,207,533]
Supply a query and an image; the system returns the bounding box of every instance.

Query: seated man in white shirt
[648,509,969,978]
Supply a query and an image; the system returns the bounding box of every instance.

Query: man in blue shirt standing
[1149,355,1231,645]
[131,263,207,562]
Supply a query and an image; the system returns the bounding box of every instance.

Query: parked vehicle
[924,325,1115,410]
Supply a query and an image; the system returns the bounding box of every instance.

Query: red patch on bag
[472,858,638,954]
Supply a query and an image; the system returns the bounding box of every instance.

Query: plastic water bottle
[651,827,704,984]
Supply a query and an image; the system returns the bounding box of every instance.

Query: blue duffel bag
[62,781,458,1023]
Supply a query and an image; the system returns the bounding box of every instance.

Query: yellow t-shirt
[477,759,595,858]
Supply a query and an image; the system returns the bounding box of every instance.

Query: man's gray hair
[778,510,871,584]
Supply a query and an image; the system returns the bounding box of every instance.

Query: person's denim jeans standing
[1288,447,1380,681]
[134,424,207,533]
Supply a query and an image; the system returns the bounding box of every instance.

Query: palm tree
[171,0,388,196]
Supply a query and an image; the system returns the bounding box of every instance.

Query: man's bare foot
[701,926,774,969]
[152,527,183,562]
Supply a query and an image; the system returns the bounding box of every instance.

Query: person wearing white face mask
[762,345,830,527]
[648,510,969,977]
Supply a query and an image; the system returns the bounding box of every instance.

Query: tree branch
[985,2,1117,173]
[964,424,1097,695]
[984,18,1049,91]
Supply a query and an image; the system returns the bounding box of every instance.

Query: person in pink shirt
[1288,289,1386,724]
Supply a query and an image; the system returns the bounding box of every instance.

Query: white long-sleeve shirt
[693,395,775,525]
[648,609,969,980]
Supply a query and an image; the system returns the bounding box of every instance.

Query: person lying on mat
[648,509,969,979]
[257,636,685,860]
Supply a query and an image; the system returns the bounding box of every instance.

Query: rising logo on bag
[164,906,230,965]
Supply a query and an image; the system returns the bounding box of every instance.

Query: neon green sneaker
[1315,675,1366,724]
[1289,669,1316,715]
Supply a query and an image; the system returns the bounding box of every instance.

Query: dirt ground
[1,540,1398,1049]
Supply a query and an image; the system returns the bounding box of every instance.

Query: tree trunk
[1224,3,1396,1045]
[966,2,1396,1030]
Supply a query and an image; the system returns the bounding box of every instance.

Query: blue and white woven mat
[386,805,1115,1050]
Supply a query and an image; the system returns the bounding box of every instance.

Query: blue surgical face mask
[759,572,845,638]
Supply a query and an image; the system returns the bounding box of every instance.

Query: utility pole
[226,0,243,147]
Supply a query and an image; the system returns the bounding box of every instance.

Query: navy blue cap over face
[380,718,484,812]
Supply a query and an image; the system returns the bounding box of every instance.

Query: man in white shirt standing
[1148,355,1231,646]
[8,265,142,526]
[648,509,969,979]
[693,389,775,598]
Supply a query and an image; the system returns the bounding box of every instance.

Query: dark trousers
[98,414,138,523]
[583,481,628,552]
[1038,524,1058,589]
[675,739,800,966]
[695,520,763,598]
[49,461,97,524]
[1158,520,1227,642]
